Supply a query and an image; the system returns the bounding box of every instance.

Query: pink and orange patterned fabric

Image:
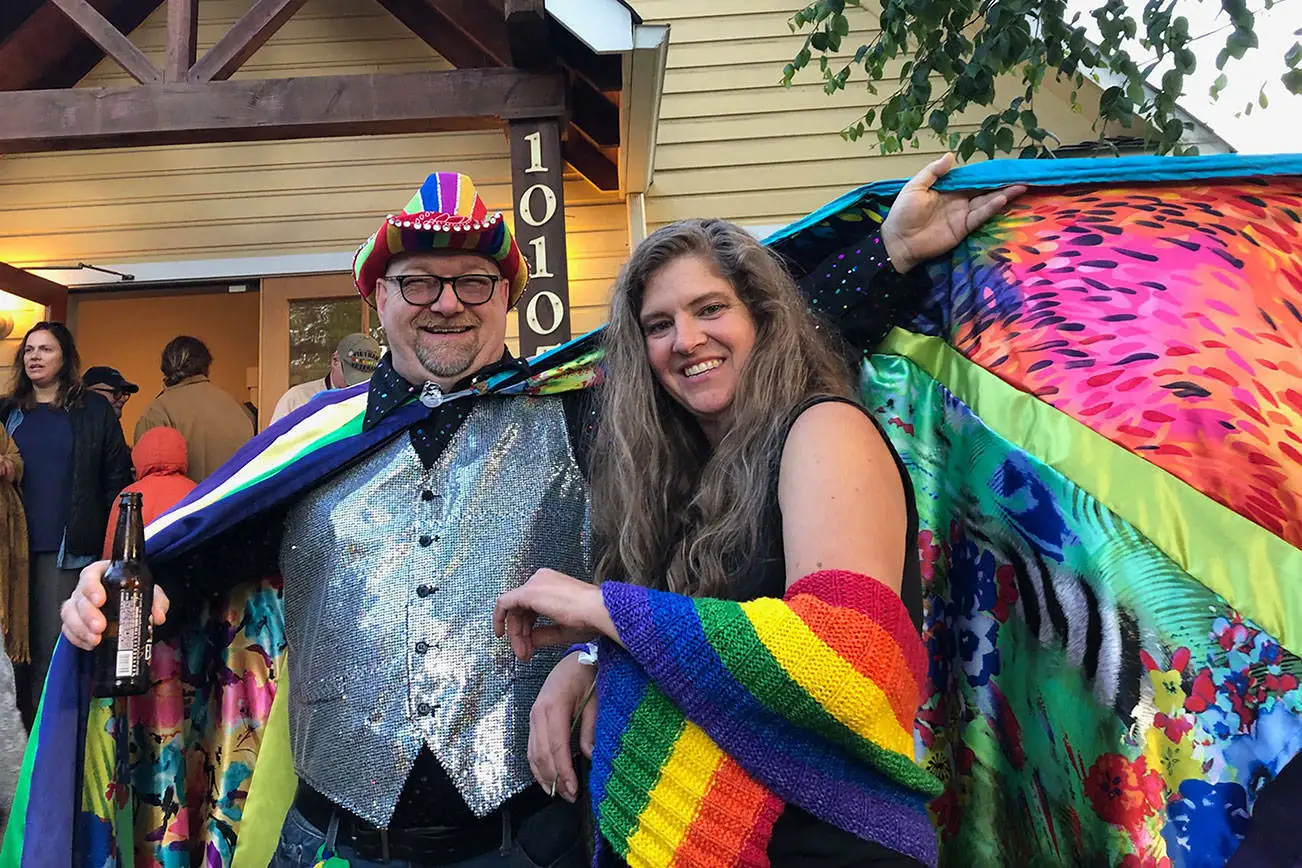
[947,179,1302,547]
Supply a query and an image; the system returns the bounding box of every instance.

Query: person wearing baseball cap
[268,332,382,424]
[81,366,138,417]
[61,171,594,868]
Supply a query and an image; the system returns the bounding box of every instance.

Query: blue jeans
[269,802,586,868]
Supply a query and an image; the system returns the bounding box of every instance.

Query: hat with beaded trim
[353,172,528,307]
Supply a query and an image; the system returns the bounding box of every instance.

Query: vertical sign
[508,118,571,356]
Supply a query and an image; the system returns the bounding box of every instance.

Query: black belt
[293,783,550,864]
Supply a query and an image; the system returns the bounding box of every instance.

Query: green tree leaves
[783,0,1283,157]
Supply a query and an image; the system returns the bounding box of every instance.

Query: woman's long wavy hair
[8,321,82,411]
[592,219,857,598]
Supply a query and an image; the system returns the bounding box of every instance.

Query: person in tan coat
[134,336,254,483]
[0,426,27,667]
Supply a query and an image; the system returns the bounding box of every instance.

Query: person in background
[0,621,26,837]
[101,427,197,558]
[0,322,131,709]
[135,336,255,483]
[0,426,28,668]
[82,366,139,419]
[270,332,382,424]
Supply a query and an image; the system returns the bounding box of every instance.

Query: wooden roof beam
[49,0,160,83]
[0,0,164,91]
[188,0,308,82]
[571,82,618,148]
[371,0,494,69]
[164,0,197,81]
[548,19,621,94]
[425,0,513,66]
[504,0,553,70]
[0,263,68,322]
[0,68,567,153]
[563,127,617,192]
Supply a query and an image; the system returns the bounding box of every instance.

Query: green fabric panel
[877,328,1302,652]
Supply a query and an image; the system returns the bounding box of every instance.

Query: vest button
[414,640,429,654]
[419,534,433,547]
[416,702,432,715]
[416,584,433,598]
[421,490,436,502]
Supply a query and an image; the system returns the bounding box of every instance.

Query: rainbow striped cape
[591,571,942,868]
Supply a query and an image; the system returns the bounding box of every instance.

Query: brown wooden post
[508,117,571,356]
[164,0,199,81]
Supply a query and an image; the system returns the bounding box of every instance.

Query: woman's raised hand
[881,152,1027,274]
[493,568,621,661]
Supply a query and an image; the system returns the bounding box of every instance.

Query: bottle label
[116,590,142,679]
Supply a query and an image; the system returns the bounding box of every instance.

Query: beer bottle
[92,492,154,697]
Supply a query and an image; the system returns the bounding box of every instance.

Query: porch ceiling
[0,0,653,192]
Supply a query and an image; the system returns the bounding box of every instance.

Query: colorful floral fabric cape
[768,152,1302,867]
[4,153,1301,868]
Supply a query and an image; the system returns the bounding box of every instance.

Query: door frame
[0,262,68,321]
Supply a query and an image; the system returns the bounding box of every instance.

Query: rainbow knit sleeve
[589,570,941,868]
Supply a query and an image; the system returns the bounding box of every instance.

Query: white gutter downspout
[619,23,669,197]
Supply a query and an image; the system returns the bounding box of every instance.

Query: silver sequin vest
[280,395,592,826]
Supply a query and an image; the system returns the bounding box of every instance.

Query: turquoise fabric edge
[763,152,1302,245]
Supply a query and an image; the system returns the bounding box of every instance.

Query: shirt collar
[363,348,523,430]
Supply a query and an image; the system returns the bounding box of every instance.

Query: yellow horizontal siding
[637,1,1127,229]
[1,0,629,341]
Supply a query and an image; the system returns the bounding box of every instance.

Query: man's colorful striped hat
[353,172,528,307]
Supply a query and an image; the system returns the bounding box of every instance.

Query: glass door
[259,273,381,431]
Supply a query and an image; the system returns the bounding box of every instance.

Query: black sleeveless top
[735,394,924,625]
[748,394,926,867]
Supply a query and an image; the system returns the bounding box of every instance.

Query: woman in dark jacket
[0,322,131,708]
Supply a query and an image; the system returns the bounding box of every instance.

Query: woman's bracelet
[563,641,599,666]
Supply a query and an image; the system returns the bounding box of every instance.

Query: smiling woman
[493,154,1029,868]
[497,218,936,867]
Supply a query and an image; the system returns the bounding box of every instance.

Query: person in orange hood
[102,427,197,558]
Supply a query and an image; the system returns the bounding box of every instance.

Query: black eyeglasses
[384,274,501,307]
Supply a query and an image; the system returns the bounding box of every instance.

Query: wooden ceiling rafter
[377,0,622,190]
[187,0,309,82]
[48,0,161,82]
[0,263,69,322]
[0,0,164,91]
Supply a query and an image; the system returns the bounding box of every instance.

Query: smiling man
[59,173,596,868]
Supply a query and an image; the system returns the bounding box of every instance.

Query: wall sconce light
[0,313,13,340]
